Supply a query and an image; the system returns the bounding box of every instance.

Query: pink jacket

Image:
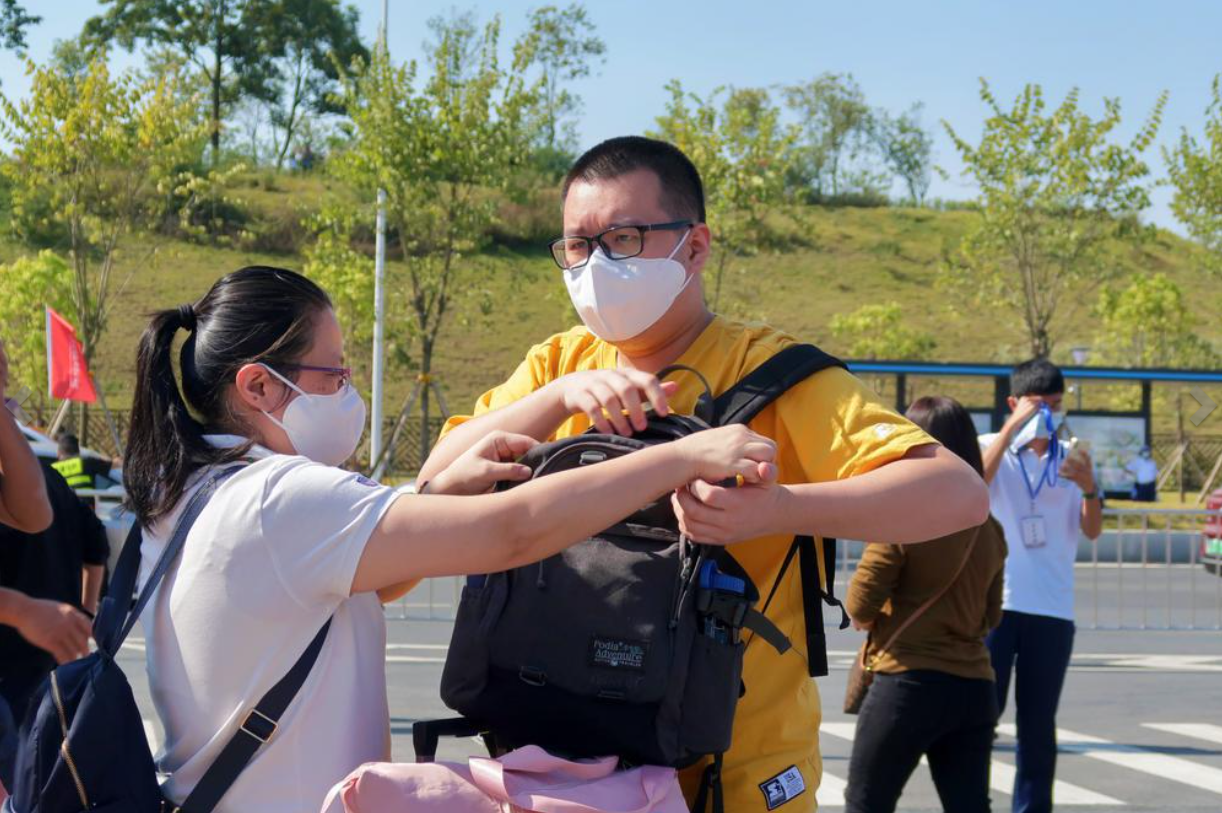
[322,746,689,813]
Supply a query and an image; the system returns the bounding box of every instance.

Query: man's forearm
[774,445,990,544]
[419,383,567,485]
[0,408,53,532]
[1081,493,1103,540]
[81,565,105,615]
[0,586,31,627]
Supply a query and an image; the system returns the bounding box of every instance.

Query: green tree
[251,0,367,168]
[1093,273,1218,368]
[0,55,206,381]
[942,81,1167,358]
[332,13,537,459]
[0,252,72,412]
[783,72,876,200]
[653,81,798,310]
[873,103,933,204]
[1165,75,1222,276]
[518,3,605,156]
[83,0,358,160]
[0,0,39,52]
[830,302,936,360]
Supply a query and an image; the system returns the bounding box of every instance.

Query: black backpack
[5,465,330,813]
[433,344,851,813]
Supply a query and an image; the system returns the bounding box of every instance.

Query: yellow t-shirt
[441,317,935,812]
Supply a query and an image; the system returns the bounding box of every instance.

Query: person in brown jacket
[845,396,1008,813]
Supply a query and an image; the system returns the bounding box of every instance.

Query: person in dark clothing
[51,432,117,492]
[0,464,108,739]
[845,396,1007,813]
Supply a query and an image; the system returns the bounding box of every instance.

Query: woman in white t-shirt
[123,266,776,813]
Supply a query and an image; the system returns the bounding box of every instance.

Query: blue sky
[3,0,1220,232]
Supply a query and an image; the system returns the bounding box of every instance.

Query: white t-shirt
[139,437,400,813]
[980,432,1083,622]
[1126,456,1159,484]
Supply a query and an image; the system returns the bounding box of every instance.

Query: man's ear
[685,222,712,276]
[1006,395,1019,412]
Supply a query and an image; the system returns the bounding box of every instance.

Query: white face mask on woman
[260,364,366,466]
[563,231,693,342]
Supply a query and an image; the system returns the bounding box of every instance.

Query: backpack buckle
[239,708,278,744]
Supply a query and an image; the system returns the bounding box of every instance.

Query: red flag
[46,307,98,404]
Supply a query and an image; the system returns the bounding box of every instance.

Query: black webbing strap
[412,717,484,763]
[712,343,845,427]
[692,752,725,813]
[757,535,849,678]
[179,619,332,812]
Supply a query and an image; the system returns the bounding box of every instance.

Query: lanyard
[1014,437,1061,506]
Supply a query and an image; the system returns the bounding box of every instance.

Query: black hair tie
[177,303,197,332]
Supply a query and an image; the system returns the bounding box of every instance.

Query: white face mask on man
[1011,402,1066,449]
[260,364,367,466]
[563,231,693,342]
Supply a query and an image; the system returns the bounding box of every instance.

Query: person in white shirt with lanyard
[121,265,777,813]
[979,358,1102,813]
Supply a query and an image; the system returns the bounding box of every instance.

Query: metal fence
[388,507,1222,631]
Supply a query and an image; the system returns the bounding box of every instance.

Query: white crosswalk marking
[823,722,1121,806]
[815,769,847,808]
[143,718,160,753]
[1000,723,1222,797]
[1144,723,1222,747]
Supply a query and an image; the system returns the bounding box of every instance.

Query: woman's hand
[424,431,537,496]
[675,424,777,486]
[556,369,677,436]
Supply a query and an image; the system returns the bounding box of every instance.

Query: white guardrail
[388,508,1222,631]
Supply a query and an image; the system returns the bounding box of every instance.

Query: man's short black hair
[563,136,706,223]
[57,432,80,456]
[1011,358,1065,397]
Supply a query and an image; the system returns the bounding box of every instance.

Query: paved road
[121,564,1222,811]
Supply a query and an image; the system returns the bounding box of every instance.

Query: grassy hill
[2,173,1219,431]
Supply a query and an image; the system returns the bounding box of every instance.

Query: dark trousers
[986,610,1075,813]
[846,669,999,813]
[0,694,15,791]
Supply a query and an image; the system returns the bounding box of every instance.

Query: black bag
[436,344,851,812]
[5,465,330,813]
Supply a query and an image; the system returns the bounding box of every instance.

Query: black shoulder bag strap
[714,344,851,678]
[94,465,332,813]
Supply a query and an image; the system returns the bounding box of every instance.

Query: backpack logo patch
[759,765,806,810]
[588,636,649,671]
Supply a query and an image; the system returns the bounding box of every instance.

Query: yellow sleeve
[778,367,937,483]
[438,336,560,439]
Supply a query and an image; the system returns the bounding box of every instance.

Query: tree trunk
[419,341,433,469]
[210,0,226,162]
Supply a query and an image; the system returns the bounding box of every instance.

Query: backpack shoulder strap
[756,535,849,678]
[180,618,332,813]
[713,343,845,427]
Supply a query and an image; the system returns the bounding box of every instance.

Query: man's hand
[1001,396,1043,439]
[15,597,92,664]
[672,468,785,545]
[425,431,536,496]
[558,369,678,436]
[1060,449,1096,492]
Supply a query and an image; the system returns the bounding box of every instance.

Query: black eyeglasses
[548,220,693,270]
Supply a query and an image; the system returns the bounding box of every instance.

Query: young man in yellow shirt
[421,136,989,812]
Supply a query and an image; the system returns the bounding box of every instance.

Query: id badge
[1020,515,1048,549]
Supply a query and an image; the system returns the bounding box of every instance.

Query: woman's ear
[234,363,286,414]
